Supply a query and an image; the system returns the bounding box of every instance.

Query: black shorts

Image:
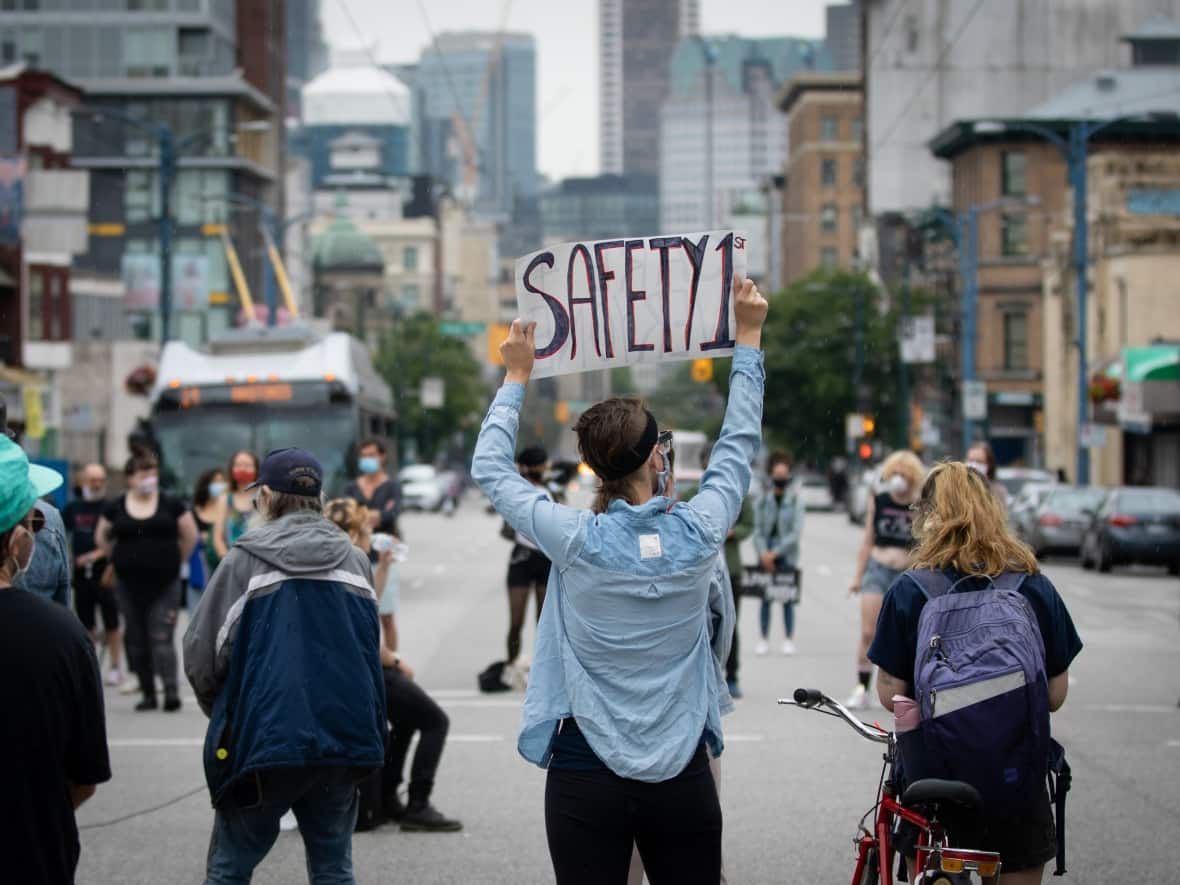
[894,789,1056,873]
[75,575,120,633]
[507,546,551,588]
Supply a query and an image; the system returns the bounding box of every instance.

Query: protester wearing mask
[346,439,403,654]
[187,468,227,612]
[213,450,259,562]
[966,441,1009,510]
[753,451,806,656]
[13,488,71,608]
[504,444,553,665]
[64,463,125,686]
[847,450,924,709]
[0,437,111,885]
[96,450,198,712]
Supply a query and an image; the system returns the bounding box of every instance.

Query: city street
[77,496,1180,884]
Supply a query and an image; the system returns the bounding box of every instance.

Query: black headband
[600,410,659,481]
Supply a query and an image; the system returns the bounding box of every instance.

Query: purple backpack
[907,569,1051,814]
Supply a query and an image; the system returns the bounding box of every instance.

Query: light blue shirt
[472,345,764,783]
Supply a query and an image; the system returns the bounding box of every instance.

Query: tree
[756,270,901,464]
[644,361,726,434]
[374,313,489,464]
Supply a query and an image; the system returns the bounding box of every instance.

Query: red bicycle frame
[850,782,940,885]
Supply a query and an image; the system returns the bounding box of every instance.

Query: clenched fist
[500,319,537,385]
[733,276,768,348]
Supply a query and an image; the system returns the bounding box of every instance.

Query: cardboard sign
[514,229,748,379]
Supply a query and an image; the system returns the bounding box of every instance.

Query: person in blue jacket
[472,276,768,885]
[183,448,385,885]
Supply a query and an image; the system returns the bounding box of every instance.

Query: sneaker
[134,696,158,712]
[781,639,797,656]
[279,811,298,832]
[845,684,868,710]
[726,679,743,700]
[119,677,140,696]
[754,639,770,656]
[105,668,122,687]
[400,803,463,833]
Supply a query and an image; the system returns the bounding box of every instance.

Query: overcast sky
[319,0,832,181]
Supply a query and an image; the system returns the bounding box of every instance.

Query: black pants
[116,582,179,697]
[545,746,722,885]
[382,666,449,806]
[725,569,741,684]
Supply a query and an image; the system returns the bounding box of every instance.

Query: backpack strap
[908,568,1029,599]
[1048,738,1071,875]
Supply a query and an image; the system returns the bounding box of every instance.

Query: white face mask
[137,476,159,496]
[887,474,910,497]
[966,460,989,478]
[81,485,105,502]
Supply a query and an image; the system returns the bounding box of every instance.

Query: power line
[871,0,988,152]
[331,0,412,121]
[865,0,911,75]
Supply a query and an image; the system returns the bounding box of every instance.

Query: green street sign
[439,321,487,337]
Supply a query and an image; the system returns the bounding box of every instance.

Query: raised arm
[471,320,584,570]
[686,278,768,547]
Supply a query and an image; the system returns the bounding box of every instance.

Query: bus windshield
[153,403,357,498]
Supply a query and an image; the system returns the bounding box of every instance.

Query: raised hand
[733,276,769,348]
[500,319,537,385]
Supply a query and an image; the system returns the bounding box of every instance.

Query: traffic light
[691,359,713,383]
[862,416,875,435]
[554,400,570,423]
[858,442,873,460]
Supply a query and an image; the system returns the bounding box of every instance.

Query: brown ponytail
[574,395,652,514]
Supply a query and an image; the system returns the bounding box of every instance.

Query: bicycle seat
[902,779,983,812]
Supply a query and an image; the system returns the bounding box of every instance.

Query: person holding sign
[752,451,805,656]
[472,277,768,885]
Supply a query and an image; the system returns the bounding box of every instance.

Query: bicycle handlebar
[779,688,891,745]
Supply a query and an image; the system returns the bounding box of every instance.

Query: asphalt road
[76,495,1180,884]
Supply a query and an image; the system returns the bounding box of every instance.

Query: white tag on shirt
[639,533,663,559]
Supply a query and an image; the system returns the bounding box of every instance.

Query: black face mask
[772,478,790,491]
[524,469,546,482]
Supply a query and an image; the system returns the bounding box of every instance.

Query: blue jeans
[205,767,360,885]
[759,600,794,639]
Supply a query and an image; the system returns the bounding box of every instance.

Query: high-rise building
[0,1,284,346]
[406,32,537,221]
[659,35,830,276]
[864,0,1180,214]
[286,0,330,120]
[599,0,700,177]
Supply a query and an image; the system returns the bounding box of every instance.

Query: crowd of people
[2,274,1082,885]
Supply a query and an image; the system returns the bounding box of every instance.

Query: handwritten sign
[514,229,748,379]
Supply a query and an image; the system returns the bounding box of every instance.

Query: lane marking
[1084,704,1177,714]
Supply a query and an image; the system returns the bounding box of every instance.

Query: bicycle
[781,688,1001,885]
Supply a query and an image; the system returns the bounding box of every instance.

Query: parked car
[399,464,444,511]
[1009,482,1059,536]
[797,473,835,511]
[995,467,1057,501]
[848,466,883,525]
[1020,486,1107,556]
[1079,486,1180,573]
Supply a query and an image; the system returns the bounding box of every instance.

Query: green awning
[1124,345,1180,382]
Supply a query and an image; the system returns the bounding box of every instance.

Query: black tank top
[873,492,915,549]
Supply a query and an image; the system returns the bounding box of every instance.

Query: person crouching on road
[183,448,386,885]
[324,498,462,833]
[472,276,768,885]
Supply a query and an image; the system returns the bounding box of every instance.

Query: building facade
[778,72,863,283]
[599,0,700,177]
[1,0,284,348]
[863,0,1180,215]
[539,174,659,244]
[407,32,537,221]
[659,35,830,279]
[286,0,329,120]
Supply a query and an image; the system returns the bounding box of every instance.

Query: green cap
[0,436,63,534]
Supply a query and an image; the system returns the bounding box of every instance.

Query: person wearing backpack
[868,461,1082,885]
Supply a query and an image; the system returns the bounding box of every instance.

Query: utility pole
[158,126,175,344]
[898,264,911,450]
[1068,124,1091,485]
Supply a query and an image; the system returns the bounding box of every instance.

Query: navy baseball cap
[249,447,323,496]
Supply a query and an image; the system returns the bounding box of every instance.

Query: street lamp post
[973,113,1174,484]
[79,107,269,343]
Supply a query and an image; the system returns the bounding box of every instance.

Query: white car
[398,464,443,511]
[798,474,835,511]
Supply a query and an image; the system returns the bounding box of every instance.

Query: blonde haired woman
[846,450,924,709]
[868,462,1081,885]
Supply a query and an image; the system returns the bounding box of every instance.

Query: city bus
[147,326,395,497]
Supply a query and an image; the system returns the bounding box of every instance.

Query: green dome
[312,199,384,272]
